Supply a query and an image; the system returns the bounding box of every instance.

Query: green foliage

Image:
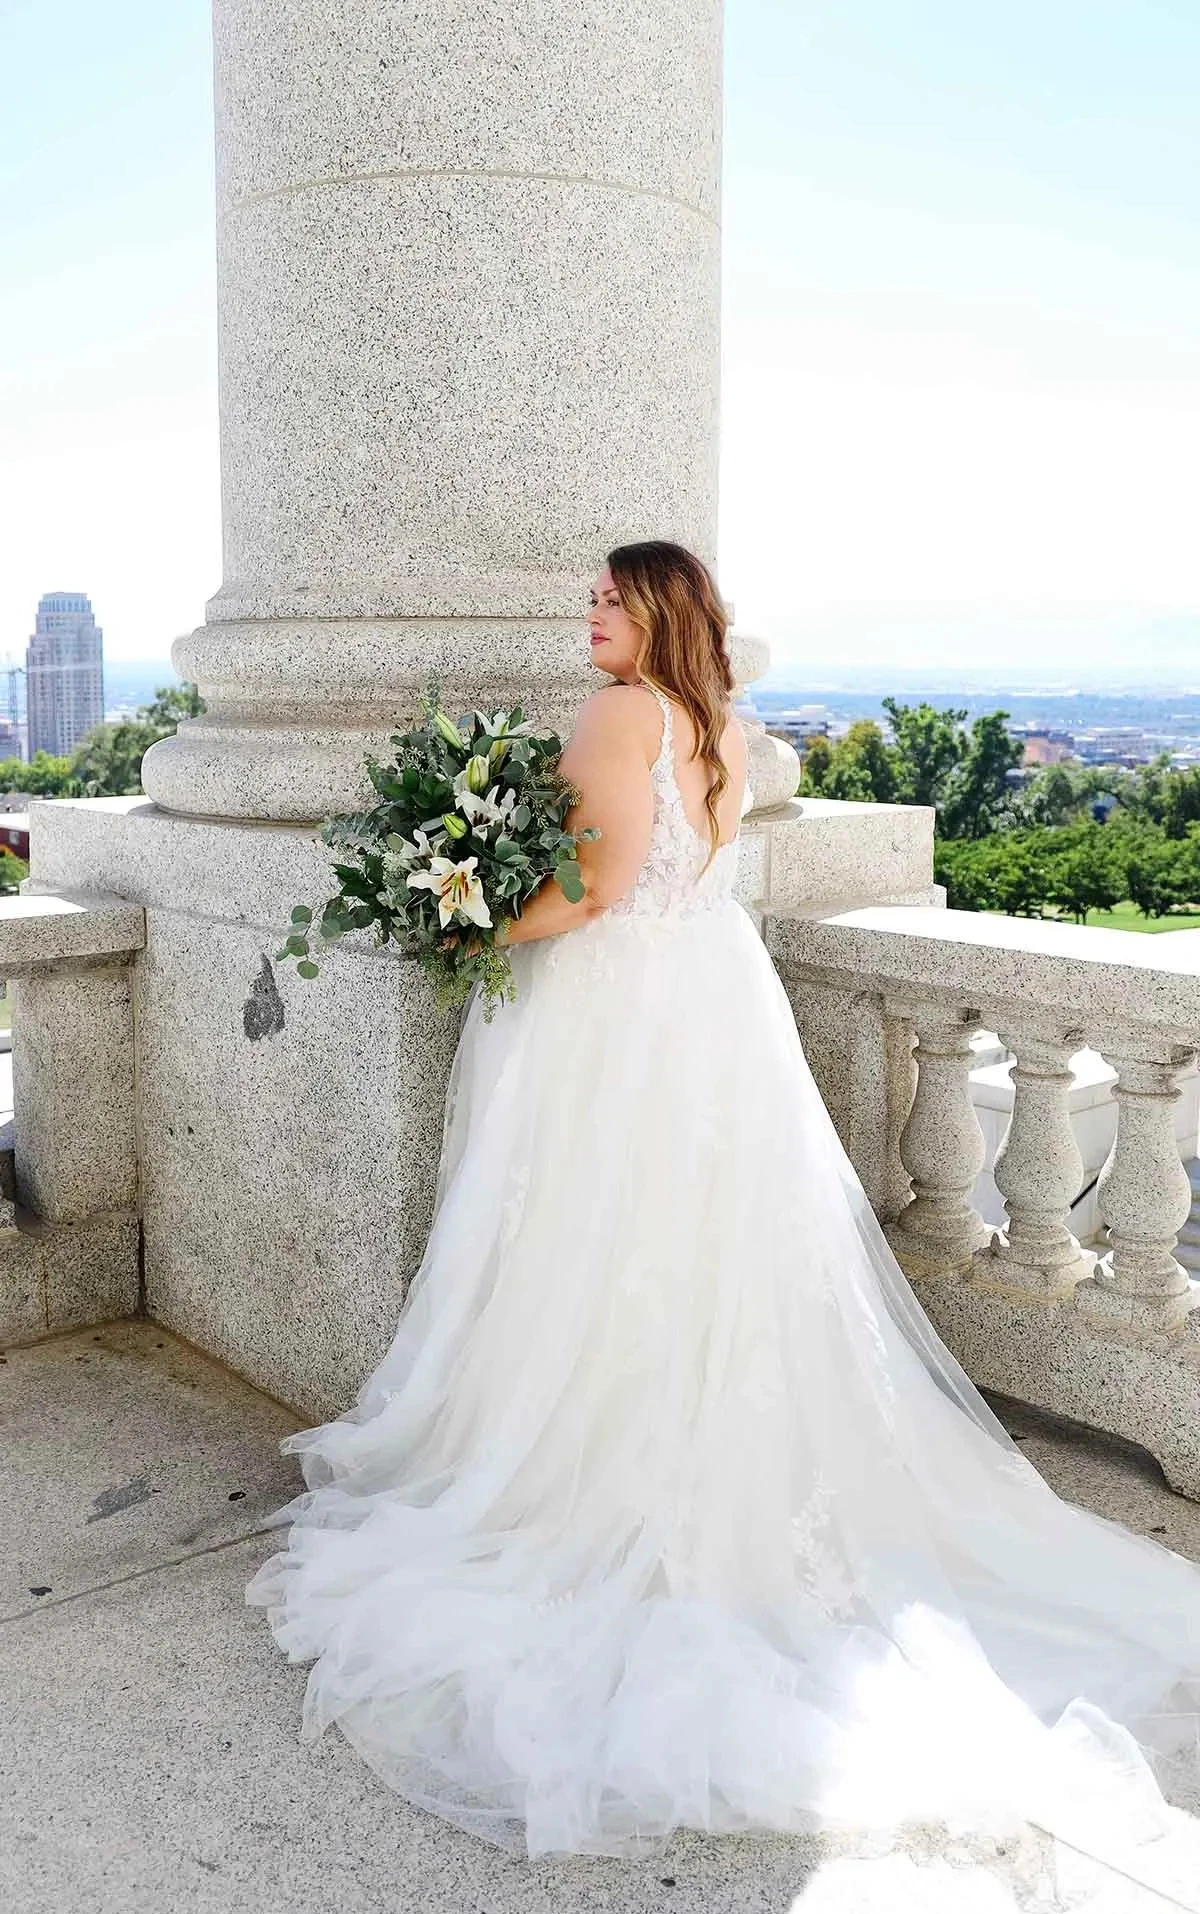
[0,751,82,796]
[880,697,966,806]
[800,719,897,802]
[936,710,1025,840]
[0,849,28,894]
[798,700,1020,836]
[278,677,601,1021]
[797,733,833,791]
[933,813,1200,924]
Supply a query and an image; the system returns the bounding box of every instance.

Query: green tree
[820,720,898,804]
[1121,825,1199,918]
[1008,761,1091,830]
[933,837,997,911]
[938,710,1024,840]
[1044,823,1122,923]
[0,751,81,796]
[798,732,833,793]
[881,697,966,806]
[1159,766,1200,839]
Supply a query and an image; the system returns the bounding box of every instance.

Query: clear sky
[2,1,1198,676]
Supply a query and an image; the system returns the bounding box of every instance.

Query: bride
[247,540,1200,1889]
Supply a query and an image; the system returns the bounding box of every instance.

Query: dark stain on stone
[86,1474,152,1523]
[243,955,285,1042]
[29,1585,51,1596]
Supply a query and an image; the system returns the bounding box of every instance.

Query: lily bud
[465,753,491,793]
[433,709,467,751]
[442,812,468,839]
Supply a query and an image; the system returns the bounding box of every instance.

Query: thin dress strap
[644,683,671,770]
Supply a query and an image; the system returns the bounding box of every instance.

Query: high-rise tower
[26,592,104,758]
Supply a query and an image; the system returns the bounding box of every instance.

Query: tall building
[26,592,104,758]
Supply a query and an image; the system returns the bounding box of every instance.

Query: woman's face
[587,566,643,681]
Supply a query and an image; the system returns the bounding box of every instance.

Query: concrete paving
[3,1319,1200,1913]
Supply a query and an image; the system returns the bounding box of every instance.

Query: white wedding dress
[247,686,1200,1893]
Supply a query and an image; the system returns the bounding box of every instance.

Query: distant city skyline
[2,2,1197,669]
[26,591,105,758]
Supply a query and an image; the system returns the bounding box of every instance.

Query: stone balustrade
[0,891,145,1346]
[766,902,1200,1496]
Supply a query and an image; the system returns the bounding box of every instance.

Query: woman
[247,541,1200,1889]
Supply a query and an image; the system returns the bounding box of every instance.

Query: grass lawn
[992,899,1200,934]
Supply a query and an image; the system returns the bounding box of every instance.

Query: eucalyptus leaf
[554,862,585,903]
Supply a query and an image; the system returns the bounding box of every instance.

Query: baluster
[1074,1041,1198,1335]
[977,1024,1091,1297]
[884,1006,991,1274]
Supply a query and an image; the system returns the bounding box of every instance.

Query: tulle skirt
[246,896,1200,1893]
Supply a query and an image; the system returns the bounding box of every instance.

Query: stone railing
[766,903,1200,1497]
[0,890,145,1346]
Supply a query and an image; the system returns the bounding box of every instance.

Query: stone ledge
[0,888,145,974]
[744,798,938,913]
[768,903,1200,1036]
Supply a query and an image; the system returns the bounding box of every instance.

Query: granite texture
[0,890,143,972]
[11,964,137,1224]
[3,1322,1197,1913]
[0,1216,139,1348]
[727,632,803,813]
[0,891,142,1343]
[917,1267,1200,1501]
[134,906,461,1421]
[27,793,930,931]
[768,905,1200,1038]
[1,1319,298,1622]
[750,802,942,916]
[213,0,722,216]
[144,0,724,818]
[28,807,463,1410]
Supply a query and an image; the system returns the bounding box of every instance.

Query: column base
[142,615,595,821]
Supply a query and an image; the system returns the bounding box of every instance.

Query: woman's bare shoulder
[571,683,663,758]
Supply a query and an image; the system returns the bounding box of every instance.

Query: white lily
[385,826,435,867]
[406,855,494,929]
[451,778,518,834]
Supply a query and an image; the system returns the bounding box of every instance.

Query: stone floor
[4,1318,1200,1914]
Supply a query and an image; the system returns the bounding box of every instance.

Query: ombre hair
[605,540,735,873]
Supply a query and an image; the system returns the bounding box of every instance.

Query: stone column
[1075,1042,1198,1335]
[978,1023,1092,1298]
[142,0,724,821]
[883,1004,992,1275]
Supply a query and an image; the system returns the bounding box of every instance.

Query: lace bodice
[607,685,754,923]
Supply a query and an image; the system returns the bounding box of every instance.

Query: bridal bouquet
[277,677,599,1020]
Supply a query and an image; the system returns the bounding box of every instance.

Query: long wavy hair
[605,540,736,873]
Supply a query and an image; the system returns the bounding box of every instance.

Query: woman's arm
[497,686,655,948]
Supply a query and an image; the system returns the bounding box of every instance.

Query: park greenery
[798,698,1200,925]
